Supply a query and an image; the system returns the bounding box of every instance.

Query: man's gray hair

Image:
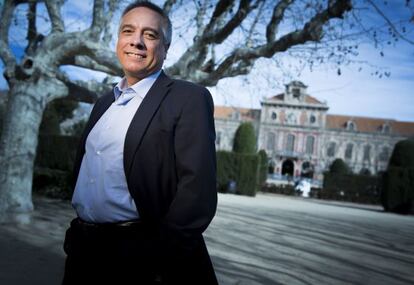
[121,1,172,50]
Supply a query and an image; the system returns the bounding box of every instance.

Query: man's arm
[162,85,217,240]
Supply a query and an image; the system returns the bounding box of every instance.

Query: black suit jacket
[73,72,218,284]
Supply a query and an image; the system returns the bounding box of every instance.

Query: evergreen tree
[329,158,350,174]
[233,122,256,154]
[381,139,414,214]
[258,149,269,187]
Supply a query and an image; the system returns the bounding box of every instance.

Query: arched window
[216,131,221,146]
[232,111,240,120]
[363,145,371,161]
[286,134,295,152]
[327,142,336,157]
[379,146,390,162]
[346,121,356,131]
[267,132,275,150]
[309,115,316,124]
[271,112,277,120]
[360,168,371,176]
[292,88,300,98]
[345,143,353,160]
[381,124,391,133]
[305,136,315,155]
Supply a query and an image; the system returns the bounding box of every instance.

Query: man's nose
[130,34,145,49]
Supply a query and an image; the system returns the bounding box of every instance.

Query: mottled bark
[0,0,115,215]
[0,78,67,213]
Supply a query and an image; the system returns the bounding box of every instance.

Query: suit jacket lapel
[124,71,174,179]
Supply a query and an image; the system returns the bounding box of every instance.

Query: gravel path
[209,194,414,285]
[1,194,413,285]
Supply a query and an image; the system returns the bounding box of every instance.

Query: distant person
[62,1,218,284]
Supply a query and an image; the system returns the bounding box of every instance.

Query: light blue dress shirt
[72,70,162,223]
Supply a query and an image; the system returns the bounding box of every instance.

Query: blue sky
[1,0,413,122]
[210,39,414,122]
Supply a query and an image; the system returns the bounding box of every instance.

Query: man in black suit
[62,1,218,284]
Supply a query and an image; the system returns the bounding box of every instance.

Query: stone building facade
[214,81,414,182]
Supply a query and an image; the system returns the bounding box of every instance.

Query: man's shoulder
[169,78,209,94]
[166,77,213,111]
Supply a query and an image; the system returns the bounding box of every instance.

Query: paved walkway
[1,194,413,285]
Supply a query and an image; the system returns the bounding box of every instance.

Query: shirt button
[96,150,101,155]
[90,178,95,183]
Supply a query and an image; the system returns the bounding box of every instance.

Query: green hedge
[33,134,80,199]
[257,150,268,187]
[33,167,73,200]
[381,139,414,214]
[329,158,350,174]
[381,167,414,213]
[321,172,381,204]
[35,134,80,171]
[217,151,260,196]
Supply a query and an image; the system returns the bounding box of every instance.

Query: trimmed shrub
[321,173,381,204]
[217,151,260,196]
[33,135,80,199]
[257,149,268,187]
[381,139,414,214]
[35,134,80,171]
[329,158,350,174]
[33,167,73,200]
[388,139,414,168]
[232,122,256,154]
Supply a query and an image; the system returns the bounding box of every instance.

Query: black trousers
[62,218,161,285]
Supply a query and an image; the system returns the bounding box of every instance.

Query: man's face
[116,7,167,86]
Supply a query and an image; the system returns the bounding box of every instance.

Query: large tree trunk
[0,83,47,214]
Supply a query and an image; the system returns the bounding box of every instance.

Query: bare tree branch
[45,0,65,33]
[206,0,234,27]
[91,0,105,34]
[168,0,259,78]
[246,0,265,47]
[163,0,179,15]
[56,71,113,103]
[38,0,113,68]
[366,0,414,45]
[25,0,46,56]
[177,0,352,86]
[266,0,293,43]
[57,41,122,74]
[26,1,37,44]
[63,53,121,76]
[0,0,17,80]
[87,47,123,75]
[203,0,261,44]
[102,0,119,44]
[194,0,208,38]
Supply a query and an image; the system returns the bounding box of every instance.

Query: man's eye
[144,32,157,39]
[122,29,133,33]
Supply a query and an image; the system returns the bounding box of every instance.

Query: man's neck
[126,70,163,87]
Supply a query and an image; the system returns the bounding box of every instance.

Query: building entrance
[281,159,294,176]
